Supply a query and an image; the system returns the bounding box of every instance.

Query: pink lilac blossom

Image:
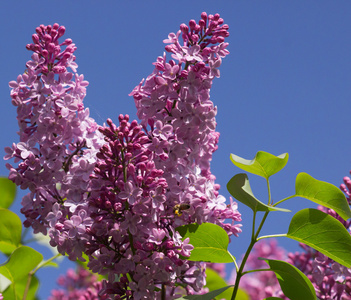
[4,23,104,264]
[129,12,242,238]
[5,13,242,299]
[49,266,104,300]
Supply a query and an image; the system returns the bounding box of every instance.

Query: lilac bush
[4,13,242,299]
[5,11,351,300]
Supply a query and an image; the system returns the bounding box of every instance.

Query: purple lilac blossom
[6,13,243,299]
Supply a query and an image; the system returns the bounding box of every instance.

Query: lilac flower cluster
[4,23,104,260]
[5,14,242,299]
[85,115,208,298]
[49,266,103,300]
[130,12,242,236]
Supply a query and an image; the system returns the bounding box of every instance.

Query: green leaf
[205,268,234,299]
[236,289,250,300]
[0,247,42,300]
[262,259,317,300]
[183,286,233,300]
[295,173,351,221]
[0,246,43,281]
[230,151,289,179]
[287,208,351,267]
[227,174,290,213]
[0,177,16,209]
[0,208,22,254]
[176,223,234,263]
[1,275,39,300]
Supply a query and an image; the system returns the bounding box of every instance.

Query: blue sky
[1,1,351,298]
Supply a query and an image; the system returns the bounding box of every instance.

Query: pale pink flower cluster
[5,14,242,299]
[4,24,104,255]
[130,12,242,237]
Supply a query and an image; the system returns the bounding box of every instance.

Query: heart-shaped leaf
[1,274,39,300]
[230,151,289,179]
[176,223,234,263]
[287,208,351,267]
[295,173,351,221]
[0,246,43,281]
[262,259,317,300]
[0,178,16,209]
[0,208,22,254]
[227,174,290,213]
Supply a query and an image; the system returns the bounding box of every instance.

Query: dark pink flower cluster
[5,14,242,299]
[85,115,207,298]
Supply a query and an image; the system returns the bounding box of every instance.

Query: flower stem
[23,253,61,300]
[231,211,269,300]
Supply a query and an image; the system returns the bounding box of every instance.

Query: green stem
[257,233,287,241]
[23,253,61,300]
[273,195,295,207]
[267,178,272,205]
[242,268,271,276]
[22,275,32,300]
[231,211,270,300]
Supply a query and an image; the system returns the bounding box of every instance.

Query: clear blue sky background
[1,1,351,299]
